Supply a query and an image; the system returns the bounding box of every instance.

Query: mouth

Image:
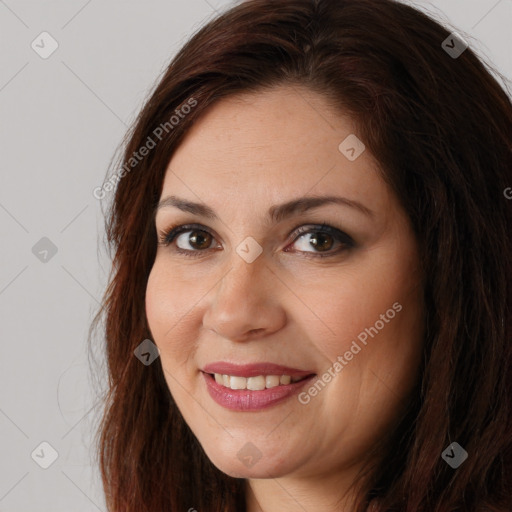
[201,370,317,411]
[206,372,312,390]
[202,361,315,379]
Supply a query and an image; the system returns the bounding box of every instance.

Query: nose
[202,252,286,342]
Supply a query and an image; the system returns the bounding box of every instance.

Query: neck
[245,469,365,512]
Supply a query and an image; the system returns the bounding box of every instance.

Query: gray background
[0,1,511,510]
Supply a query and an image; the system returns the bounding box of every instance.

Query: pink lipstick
[201,362,316,411]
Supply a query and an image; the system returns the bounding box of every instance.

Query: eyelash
[157,221,355,259]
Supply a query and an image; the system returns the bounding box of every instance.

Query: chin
[204,445,294,479]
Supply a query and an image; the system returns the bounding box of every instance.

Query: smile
[212,373,307,390]
[201,371,316,411]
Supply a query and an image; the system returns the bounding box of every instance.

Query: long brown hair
[88,0,512,510]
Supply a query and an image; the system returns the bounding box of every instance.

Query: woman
[89,0,512,510]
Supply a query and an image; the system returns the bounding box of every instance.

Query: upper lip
[202,362,316,378]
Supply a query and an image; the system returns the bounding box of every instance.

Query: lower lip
[202,372,316,411]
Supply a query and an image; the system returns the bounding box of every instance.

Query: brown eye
[307,232,335,252]
[157,223,221,256]
[177,229,215,251]
[288,224,354,257]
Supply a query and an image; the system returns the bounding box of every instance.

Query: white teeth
[230,376,247,390]
[265,375,280,388]
[212,373,306,390]
[247,376,266,391]
[280,375,291,385]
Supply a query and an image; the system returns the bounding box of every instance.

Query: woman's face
[146,85,425,483]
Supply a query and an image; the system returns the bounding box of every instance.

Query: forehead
[160,85,392,216]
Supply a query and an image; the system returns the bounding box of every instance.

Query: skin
[145,84,425,511]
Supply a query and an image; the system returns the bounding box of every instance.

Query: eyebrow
[154,194,374,223]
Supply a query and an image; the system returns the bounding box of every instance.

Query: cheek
[145,265,171,337]
[312,250,423,372]
[145,262,198,364]
[308,277,406,365]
